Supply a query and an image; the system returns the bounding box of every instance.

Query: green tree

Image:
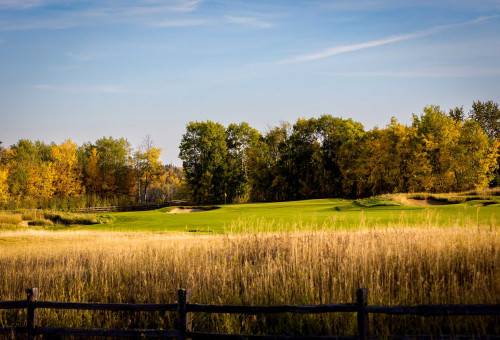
[94,137,133,198]
[179,121,228,204]
[469,100,500,140]
[449,106,465,122]
[247,123,291,201]
[470,100,500,185]
[318,115,365,197]
[225,123,260,203]
[286,118,323,199]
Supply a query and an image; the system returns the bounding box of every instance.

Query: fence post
[356,288,368,340]
[176,288,188,340]
[26,288,38,340]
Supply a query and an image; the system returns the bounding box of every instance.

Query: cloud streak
[279,16,497,64]
[151,18,209,28]
[325,68,500,78]
[225,15,273,29]
[0,0,203,31]
[34,84,128,94]
[0,0,44,9]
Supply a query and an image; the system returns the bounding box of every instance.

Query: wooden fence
[0,288,499,339]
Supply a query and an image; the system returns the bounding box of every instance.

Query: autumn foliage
[0,137,185,209]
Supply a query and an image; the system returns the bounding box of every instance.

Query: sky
[1,0,500,164]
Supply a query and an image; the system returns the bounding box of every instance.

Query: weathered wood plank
[36,301,177,312]
[366,304,500,315]
[35,327,180,337]
[186,303,358,314]
[0,327,26,334]
[0,300,26,309]
[187,332,357,339]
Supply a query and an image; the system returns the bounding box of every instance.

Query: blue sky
[1,0,500,164]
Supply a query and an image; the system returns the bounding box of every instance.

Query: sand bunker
[394,196,450,206]
[169,208,203,214]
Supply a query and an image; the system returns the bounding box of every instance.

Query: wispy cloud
[0,17,77,31]
[279,16,497,64]
[0,0,202,12]
[34,84,128,94]
[84,0,202,17]
[0,0,203,31]
[318,0,500,12]
[0,0,44,10]
[225,15,273,29]
[151,18,209,28]
[325,68,500,78]
[65,51,99,62]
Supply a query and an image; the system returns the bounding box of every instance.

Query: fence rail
[0,288,499,339]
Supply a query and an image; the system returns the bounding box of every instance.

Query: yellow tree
[0,167,9,203]
[415,106,461,192]
[51,140,82,198]
[26,162,56,201]
[134,137,162,203]
[82,147,100,194]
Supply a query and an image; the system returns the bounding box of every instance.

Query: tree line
[1,100,498,208]
[0,136,186,209]
[179,101,500,204]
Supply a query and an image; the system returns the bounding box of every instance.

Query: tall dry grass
[0,227,498,336]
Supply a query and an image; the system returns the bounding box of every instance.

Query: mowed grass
[76,198,499,232]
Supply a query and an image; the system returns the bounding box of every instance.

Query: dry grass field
[0,226,498,336]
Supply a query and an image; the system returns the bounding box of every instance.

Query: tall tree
[449,106,465,122]
[286,118,323,199]
[414,106,461,192]
[318,116,365,197]
[454,120,499,190]
[7,140,54,203]
[247,124,290,201]
[0,166,8,204]
[470,100,500,185]
[469,100,500,140]
[94,137,133,197]
[133,136,163,203]
[179,121,228,204]
[225,123,260,203]
[51,140,82,198]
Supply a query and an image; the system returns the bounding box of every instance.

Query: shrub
[43,211,99,225]
[28,219,54,227]
[21,210,43,221]
[353,197,400,208]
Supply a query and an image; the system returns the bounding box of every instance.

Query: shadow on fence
[0,288,499,339]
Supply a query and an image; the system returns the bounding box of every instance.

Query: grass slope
[76,198,499,232]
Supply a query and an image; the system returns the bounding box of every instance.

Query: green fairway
[75,198,499,233]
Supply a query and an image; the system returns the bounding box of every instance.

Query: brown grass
[0,227,498,336]
[0,213,22,226]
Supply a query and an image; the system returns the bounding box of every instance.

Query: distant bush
[28,219,54,227]
[408,193,428,200]
[20,210,43,221]
[43,211,99,225]
[353,197,400,208]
